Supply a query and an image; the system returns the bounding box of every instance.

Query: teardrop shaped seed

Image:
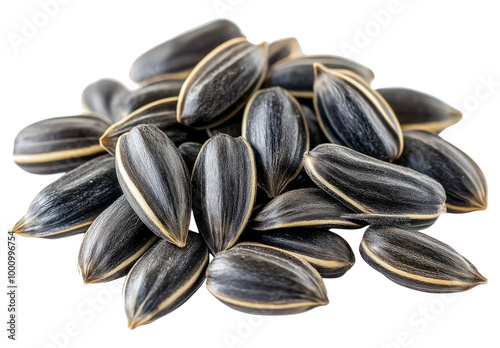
[13,155,122,238]
[360,225,487,293]
[116,125,191,247]
[192,134,257,254]
[301,104,329,148]
[252,188,364,230]
[304,144,446,229]
[396,130,487,213]
[267,55,375,98]
[313,64,403,162]
[78,196,158,284]
[206,109,244,138]
[112,79,184,118]
[124,232,208,329]
[242,87,309,197]
[100,97,206,155]
[13,114,110,174]
[267,37,303,67]
[178,142,203,173]
[177,37,268,129]
[206,242,329,315]
[377,87,463,134]
[241,228,355,278]
[82,78,129,122]
[129,19,243,83]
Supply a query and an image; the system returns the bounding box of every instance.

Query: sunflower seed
[206,242,329,315]
[124,231,208,329]
[241,228,355,278]
[13,114,110,175]
[100,97,206,155]
[267,37,303,67]
[251,188,364,230]
[242,87,309,197]
[192,134,257,254]
[129,19,243,83]
[177,37,268,129]
[13,155,122,238]
[396,130,487,213]
[82,78,129,122]
[304,144,446,229]
[206,109,244,138]
[178,142,203,173]
[360,225,487,293]
[78,196,158,284]
[377,87,462,134]
[116,125,191,247]
[267,55,375,98]
[313,64,403,162]
[301,103,329,148]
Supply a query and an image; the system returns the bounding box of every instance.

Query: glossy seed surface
[116,125,191,247]
[191,134,256,254]
[178,37,268,129]
[242,87,309,197]
[13,155,122,238]
[267,37,303,67]
[396,130,487,213]
[13,114,109,174]
[78,196,158,284]
[82,78,129,122]
[304,144,446,229]
[124,232,208,329]
[206,242,329,315]
[314,64,403,162]
[360,225,487,293]
[378,87,462,133]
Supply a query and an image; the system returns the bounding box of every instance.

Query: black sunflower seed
[82,78,129,122]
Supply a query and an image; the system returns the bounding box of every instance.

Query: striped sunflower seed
[396,130,487,213]
[206,242,329,315]
[178,142,203,173]
[13,114,109,174]
[192,134,257,254]
[360,225,487,293]
[116,125,191,247]
[13,155,122,238]
[129,19,243,83]
[177,37,268,129]
[267,37,303,67]
[304,144,446,229]
[377,87,462,134]
[252,188,364,230]
[82,78,129,122]
[313,64,403,162]
[124,231,208,329]
[241,228,355,278]
[267,55,375,98]
[100,97,206,155]
[242,86,309,197]
[78,196,158,284]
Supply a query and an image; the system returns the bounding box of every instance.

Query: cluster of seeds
[12,19,488,328]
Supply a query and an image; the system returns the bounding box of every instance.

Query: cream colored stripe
[257,219,361,229]
[14,145,104,163]
[15,220,93,237]
[401,118,461,133]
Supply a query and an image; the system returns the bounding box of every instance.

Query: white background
[1,0,499,347]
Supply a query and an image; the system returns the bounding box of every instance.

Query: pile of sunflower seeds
[12,19,488,328]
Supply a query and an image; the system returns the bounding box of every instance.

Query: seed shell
[206,242,329,315]
[82,78,129,122]
[191,134,257,254]
[396,130,487,213]
[206,109,244,138]
[267,37,303,67]
[13,155,122,238]
[124,231,208,329]
[301,104,329,148]
[242,87,309,197]
[178,142,203,173]
[177,37,268,129]
[116,125,191,247]
[360,225,487,293]
[78,196,158,284]
[13,114,110,174]
[377,87,462,133]
[129,19,243,83]
[313,64,403,162]
[304,144,446,229]
[241,228,355,278]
